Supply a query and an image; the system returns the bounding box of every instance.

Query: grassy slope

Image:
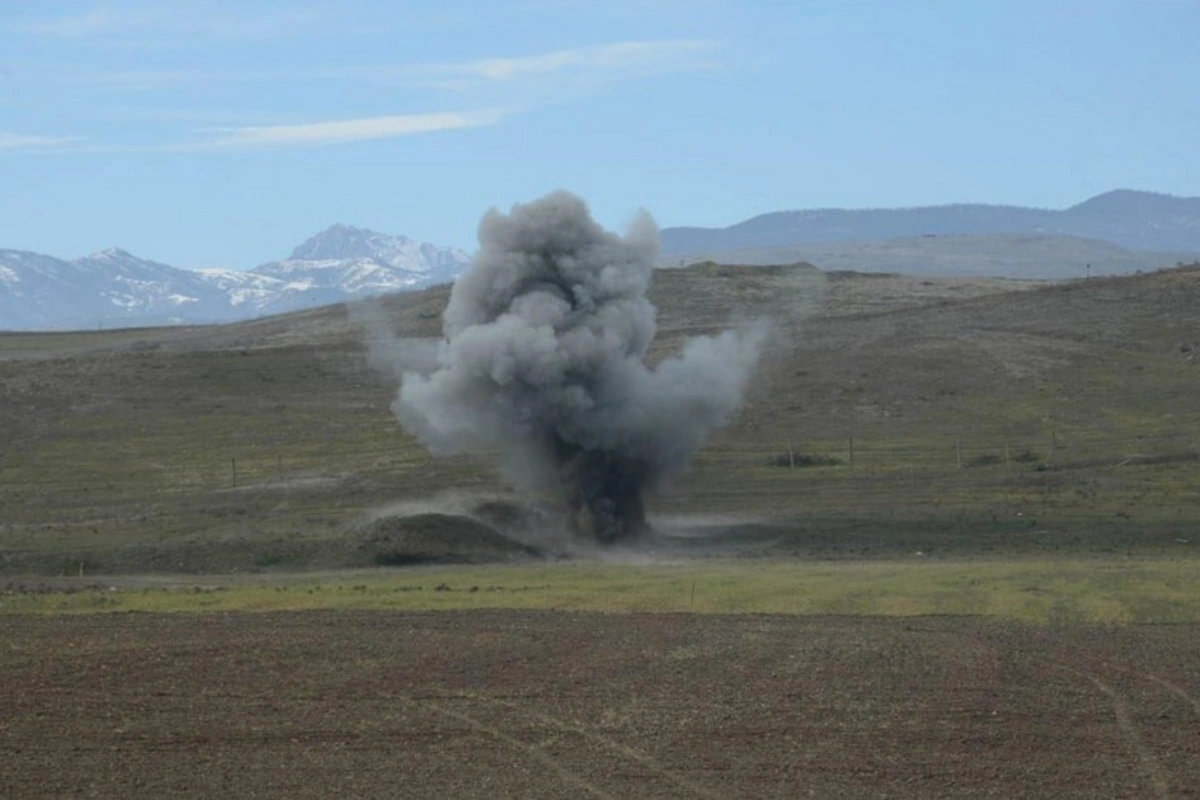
[666,233,1200,279]
[6,559,1200,625]
[1,262,1198,574]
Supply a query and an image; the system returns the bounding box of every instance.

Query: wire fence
[698,429,1200,473]
[1,428,1197,508]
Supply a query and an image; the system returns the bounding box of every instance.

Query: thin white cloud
[6,38,720,154]
[0,133,81,149]
[52,39,724,91]
[405,39,722,90]
[201,109,504,148]
[11,3,338,41]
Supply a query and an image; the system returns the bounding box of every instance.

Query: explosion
[387,191,766,543]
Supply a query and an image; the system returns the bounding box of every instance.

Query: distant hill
[6,188,1199,330]
[660,232,1198,280]
[661,189,1200,256]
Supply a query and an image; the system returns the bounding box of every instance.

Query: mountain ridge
[661,232,1199,280]
[661,189,1200,254]
[4,190,1200,331]
[0,225,470,331]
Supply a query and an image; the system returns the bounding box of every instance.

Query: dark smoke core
[393,191,766,543]
[558,441,650,543]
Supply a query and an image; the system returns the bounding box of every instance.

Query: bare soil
[3,611,1198,798]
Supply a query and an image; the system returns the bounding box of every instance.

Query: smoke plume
[384,191,767,543]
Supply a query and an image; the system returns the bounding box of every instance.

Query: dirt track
[3,611,1199,798]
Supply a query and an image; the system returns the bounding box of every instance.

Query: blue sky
[1,0,1198,268]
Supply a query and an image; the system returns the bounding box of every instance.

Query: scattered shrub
[770,453,842,468]
[253,552,286,568]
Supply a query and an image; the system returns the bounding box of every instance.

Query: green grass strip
[5,556,1200,624]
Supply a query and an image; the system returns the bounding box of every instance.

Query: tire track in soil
[1119,669,1200,721]
[425,700,617,800]
[1051,663,1171,800]
[477,694,726,800]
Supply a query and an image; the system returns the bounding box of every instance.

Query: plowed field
[3,611,1199,798]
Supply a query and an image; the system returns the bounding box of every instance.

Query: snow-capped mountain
[251,224,469,295]
[0,226,472,331]
[0,248,235,330]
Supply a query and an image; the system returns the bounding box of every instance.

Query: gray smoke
[386,191,767,543]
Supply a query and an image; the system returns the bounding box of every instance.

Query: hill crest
[661,189,1200,255]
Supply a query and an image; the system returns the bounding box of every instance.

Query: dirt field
[3,611,1198,798]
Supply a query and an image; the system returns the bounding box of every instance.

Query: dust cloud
[369,191,768,543]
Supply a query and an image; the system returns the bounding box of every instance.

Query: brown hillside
[1,262,1197,573]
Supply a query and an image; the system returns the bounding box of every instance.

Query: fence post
[956,437,962,468]
[231,457,237,488]
[848,437,855,468]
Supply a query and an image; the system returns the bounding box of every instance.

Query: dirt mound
[356,513,542,566]
[468,498,558,534]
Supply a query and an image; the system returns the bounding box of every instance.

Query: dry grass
[1,262,1198,574]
